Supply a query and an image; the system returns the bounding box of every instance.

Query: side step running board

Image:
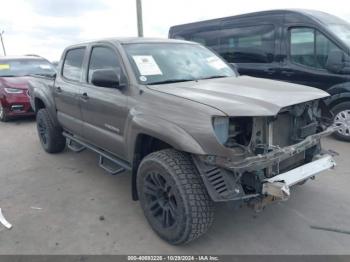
[99,155,126,175]
[63,132,131,175]
[67,138,86,152]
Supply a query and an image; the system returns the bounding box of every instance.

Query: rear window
[219,25,276,63]
[180,30,221,51]
[173,24,276,63]
[62,48,86,81]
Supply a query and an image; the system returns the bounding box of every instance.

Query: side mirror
[326,50,345,73]
[91,68,124,89]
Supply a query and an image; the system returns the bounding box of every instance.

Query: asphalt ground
[0,118,349,254]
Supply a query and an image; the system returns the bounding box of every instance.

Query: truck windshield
[123,43,236,85]
[0,59,56,77]
[327,24,350,49]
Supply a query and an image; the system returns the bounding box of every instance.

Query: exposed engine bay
[194,100,336,207]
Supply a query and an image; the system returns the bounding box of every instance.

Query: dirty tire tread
[138,149,214,245]
[331,101,350,142]
[37,109,66,153]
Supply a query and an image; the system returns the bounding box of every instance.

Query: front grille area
[267,110,312,175]
[272,112,293,147]
[278,152,305,173]
[11,105,24,112]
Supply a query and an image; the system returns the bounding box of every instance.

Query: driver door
[79,45,129,159]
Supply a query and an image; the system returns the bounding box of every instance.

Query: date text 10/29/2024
[127,256,219,261]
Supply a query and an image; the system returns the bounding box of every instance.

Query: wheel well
[329,97,350,110]
[131,134,172,201]
[34,98,46,113]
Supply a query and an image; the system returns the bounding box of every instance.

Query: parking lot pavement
[0,119,349,254]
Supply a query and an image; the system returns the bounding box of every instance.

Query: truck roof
[68,37,195,48]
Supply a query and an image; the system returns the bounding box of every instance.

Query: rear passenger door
[80,44,129,159]
[54,47,86,136]
[218,23,280,79]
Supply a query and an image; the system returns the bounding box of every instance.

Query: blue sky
[0,0,350,61]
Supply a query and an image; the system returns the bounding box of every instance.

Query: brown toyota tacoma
[28,38,337,245]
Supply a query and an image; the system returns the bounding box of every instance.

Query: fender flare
[126,114,206,163]
[32,88,60,126]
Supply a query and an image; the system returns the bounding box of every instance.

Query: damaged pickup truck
[28,38,337,245]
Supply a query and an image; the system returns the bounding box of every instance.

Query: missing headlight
[225,117,253,149]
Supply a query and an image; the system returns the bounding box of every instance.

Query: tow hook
[262,181,290,200]
[250,182,290,212]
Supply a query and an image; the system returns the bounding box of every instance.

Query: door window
[290,27,343,69]
[62,48,86,81]
[219,25,275,63]
[87,46,122,84]
[315,31,342,68]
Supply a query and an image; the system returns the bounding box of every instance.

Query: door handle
[281,70,294,77]
[81,92,89,100]
[55,86,62,93]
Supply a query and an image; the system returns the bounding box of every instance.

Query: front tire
[137,149,214,245]
[0,102,9,122]
[332,102,350,142]
[36,108,66,153]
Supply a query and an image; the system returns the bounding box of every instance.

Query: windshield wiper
[0,75,16,77]
[147,79,195,85]
[199,75,228,80]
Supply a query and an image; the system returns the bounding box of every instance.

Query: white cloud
[0,0,349,61]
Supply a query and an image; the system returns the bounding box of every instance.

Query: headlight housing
[213,116,253,148]
[212,117,229,144]
[4,88,23,94]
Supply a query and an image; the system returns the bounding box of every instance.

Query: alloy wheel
[143,172,178,229]
[334,109,350,137]
[37,118,48,145]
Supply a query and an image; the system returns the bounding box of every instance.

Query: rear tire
[331,102,350,142]
[137,149,214,245]
[36,108,66,153]
[0,102,9,122]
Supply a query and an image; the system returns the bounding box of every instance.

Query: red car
[0,55,55,121]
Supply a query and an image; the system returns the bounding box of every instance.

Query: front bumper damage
[262,154,335,199]
[193,126,337,207]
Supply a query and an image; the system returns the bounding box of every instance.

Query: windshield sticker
[132,56,163,76]
[0,64,10,70]
[207,57,228,70]
[139,76,147,82]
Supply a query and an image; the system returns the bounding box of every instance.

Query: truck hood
[147,76,330,116]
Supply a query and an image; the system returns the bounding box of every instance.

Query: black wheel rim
[37,118,48,145]
[144,172,178,229]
